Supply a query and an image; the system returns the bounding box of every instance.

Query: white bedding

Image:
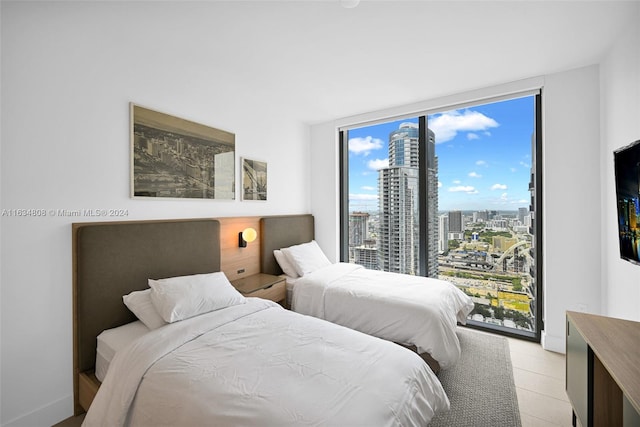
[83,298,449,427]
[284,275,301,306]
[95,321,149,382]
[291,263,475,370]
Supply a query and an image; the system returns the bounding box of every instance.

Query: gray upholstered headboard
[73,219,221,381]
[260,214,315,275]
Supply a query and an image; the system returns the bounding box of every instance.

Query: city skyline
[347,95,535,212]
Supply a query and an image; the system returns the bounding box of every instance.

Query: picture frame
[130,103,235,200]
[241,157,267,201]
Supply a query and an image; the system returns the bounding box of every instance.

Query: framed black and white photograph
[131,103,235,200]
[242,158,267,201]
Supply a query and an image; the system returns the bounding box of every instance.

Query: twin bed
[260,215,474,372]
[74,215,472,426]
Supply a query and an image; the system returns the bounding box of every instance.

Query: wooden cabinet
[567,316,590,426]
[566,311,640,427]
[231,273,286,304]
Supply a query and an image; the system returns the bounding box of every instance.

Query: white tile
[510,348,565,379]
[521,413,568,427]
[480,332,574,426]
[513,367,568,402]
[516,388,574,426]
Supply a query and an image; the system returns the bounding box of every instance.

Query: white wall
[541,65,602,352]
[310,66,604,354]
[600,5,640,321]
[310,121,340,261]
[1,3,310,426]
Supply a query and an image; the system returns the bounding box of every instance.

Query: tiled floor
[506,334,575,427]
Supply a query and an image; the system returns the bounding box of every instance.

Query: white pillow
[123,289,167,330]
[281,240,331,277]
[274,249,300,278]
[149,272,246,323]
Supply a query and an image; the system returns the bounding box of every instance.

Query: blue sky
[348,95,535,212]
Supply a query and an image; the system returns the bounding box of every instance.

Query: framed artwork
[242,158,267,201]
[130,103,235,199]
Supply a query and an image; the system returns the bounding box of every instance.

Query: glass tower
[378,123,438,276]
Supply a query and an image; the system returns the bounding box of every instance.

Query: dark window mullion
[534,92,543,342]
[418,116,427,277]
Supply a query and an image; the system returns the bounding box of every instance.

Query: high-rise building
[475,210,489,222]
[425,127,439,278]
[448,210,463,233]
[377,122,438,276]
[353,246,378,270]
[349,212,371,265]
[518,207,528,224]
[438,214,449,253]
[349,212,369,247]
[527,132,538,322]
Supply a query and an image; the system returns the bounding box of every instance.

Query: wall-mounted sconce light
[239,227,257,248]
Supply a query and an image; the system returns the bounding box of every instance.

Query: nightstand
[231,273,286,304]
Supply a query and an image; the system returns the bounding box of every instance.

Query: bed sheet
[83,298,448,427]
[95,321,149,382]
[284,275,300,307]
[291,263,474,370]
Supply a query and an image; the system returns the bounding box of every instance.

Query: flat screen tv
[614,139,640,265]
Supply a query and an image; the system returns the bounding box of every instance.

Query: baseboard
[541,330,565,354]
[2,395,72,427]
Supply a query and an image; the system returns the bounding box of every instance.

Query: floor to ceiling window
[340,92,542,340]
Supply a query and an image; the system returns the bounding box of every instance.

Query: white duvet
[291,263,475,370]
[83,298,449,427]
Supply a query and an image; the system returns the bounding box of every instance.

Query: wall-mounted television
[614,139,640,265]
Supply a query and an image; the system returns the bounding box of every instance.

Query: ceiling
[205,0,637,124]
[19,0,636,124]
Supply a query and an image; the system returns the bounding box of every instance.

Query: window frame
[339,90,543,343]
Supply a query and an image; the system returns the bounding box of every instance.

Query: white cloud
[438,181,442,188]
[468,171,482,178]
[510,167,517,173]
[507,199,529,205]
[429,109,499,143]
[476,160,487,167]
[491,183,507,190]
[520,161,531,168]
[367,158,388,170]
[349,193,379,201]
[501,192,508,200]
[467,133,479,140]
[348,136,384,155]
[449,185,478,194]
[453,179,462,184]
[361,185,376,191]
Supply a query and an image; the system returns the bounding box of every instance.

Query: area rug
[429,327,522,427]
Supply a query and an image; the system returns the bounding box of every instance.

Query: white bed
[84,298,449,427]
[95,320,149,382]
[274,240,474,371]
[75,219,451,426]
